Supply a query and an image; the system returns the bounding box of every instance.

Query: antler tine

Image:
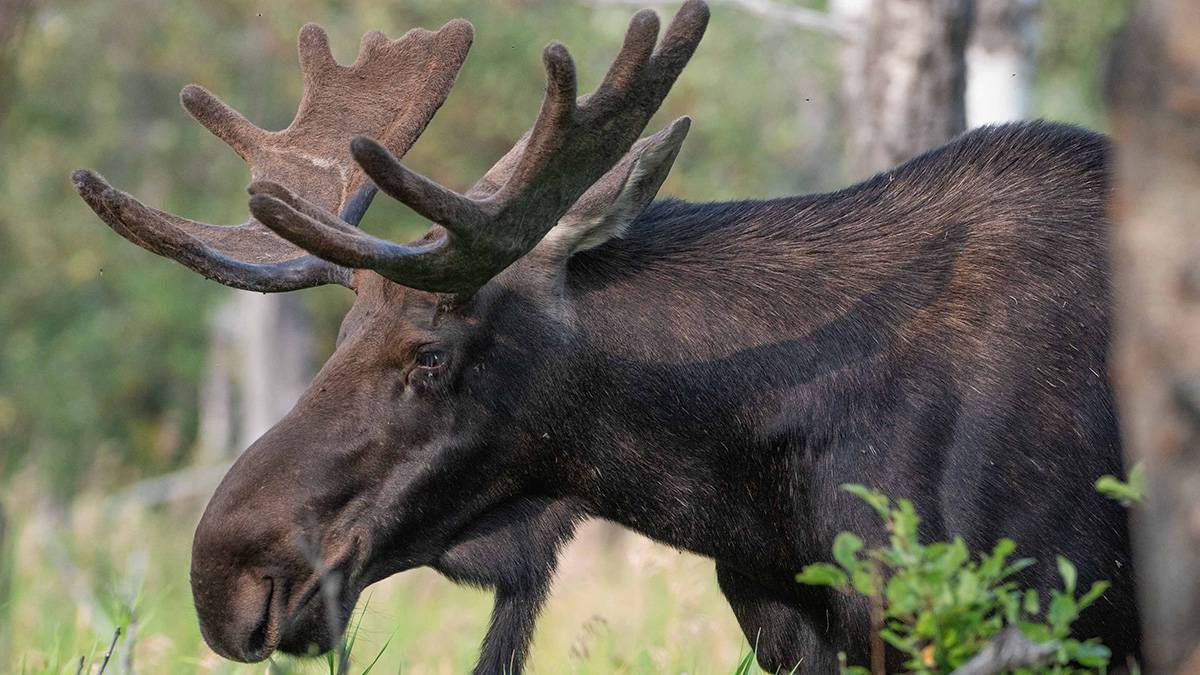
[260,1,707,295]
[297,23,338,84]
[74,19,473,293]
[250,194,389,267]
[350,137,487,234]
[180,85,267,160]
[250,191,469,291]
[648,0,710,92]
[248,180,364,236]
[588,10,660,107]
[510,44,580,190]
[74,169,353,291]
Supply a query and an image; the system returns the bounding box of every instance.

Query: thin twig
[96,627,121,675]
[73,656,84,675]
[119,616,137,674]
[587,0,858,39]
[949,626,1058,675]
[295,532,347,673]
[868,560,885,675]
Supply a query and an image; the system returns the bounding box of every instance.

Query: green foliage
[1033,0,1136,130]
[797,485,1113,674]
[1095,462,1146,507]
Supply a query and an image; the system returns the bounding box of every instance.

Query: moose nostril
[239,577,277,661]
[195,573,282,663]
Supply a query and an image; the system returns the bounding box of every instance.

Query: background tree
[1110,0,1200,670]
[966,0,1037,126]
[837,0,973,177]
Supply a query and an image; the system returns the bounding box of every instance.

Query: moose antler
[250,0,709,294]
[72,20,474,292]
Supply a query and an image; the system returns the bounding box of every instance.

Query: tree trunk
[235,292,314,450]
[966,0,1036,127]
[197,293,314,460]
[838,0,973,177]
[1109,1,1200,671]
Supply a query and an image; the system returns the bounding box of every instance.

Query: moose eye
[414,348,447,370]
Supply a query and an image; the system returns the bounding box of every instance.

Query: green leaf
[879,628,919,655]
[833,532,865,573]
[1023,589,1040,615]
[914,611,936,637]
[1077,580,1111,611]
[1071,641,1112,668]
[1130,462,1146,491]
[893,499,920,542]
[956,570,980,605]
[851,568,877,596]
[842,483,890,519]
[886,575,920,615]
[1057,556,1077,595]
[1047,593,1079,634]
[1000,589,1021,624]
[991,538,1017,559]
[1002,557,1037,579]
[731,649,756,675]
[796,563,848,590]
[1095,462,1146,507]
[979,538,1016,579]
[1020,621,1052,643]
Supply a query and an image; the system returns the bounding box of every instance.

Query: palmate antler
[250,0,709,295]
[73,20,474,292]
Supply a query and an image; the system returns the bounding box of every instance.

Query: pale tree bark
[197,293,314,460]
[836,0,973,177]
[1109,1,1200,671]
[196,301,237,463]
[966,0,1036,127]
[235,292,313,448]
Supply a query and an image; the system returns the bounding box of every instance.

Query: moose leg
[435,498,581,675]
[715,563,840,674]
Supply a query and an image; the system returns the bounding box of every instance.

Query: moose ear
[539,116,691,258]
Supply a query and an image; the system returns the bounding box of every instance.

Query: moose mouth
[274,554,367,658]
[210,556,365,661]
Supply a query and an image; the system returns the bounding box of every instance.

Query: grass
[0,474,752,674]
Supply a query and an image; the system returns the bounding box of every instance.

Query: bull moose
[72,0,1138,671]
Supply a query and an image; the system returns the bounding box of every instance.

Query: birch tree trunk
[838,0,973,177]
[197,293,314,460]
[966,0,1036,127]
[1109,1,1200,671]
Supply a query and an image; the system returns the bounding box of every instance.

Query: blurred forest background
[0,0,1133,672]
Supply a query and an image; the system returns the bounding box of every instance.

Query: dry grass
[0,479,749,674]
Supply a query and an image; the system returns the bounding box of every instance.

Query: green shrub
[796,485,1112,674]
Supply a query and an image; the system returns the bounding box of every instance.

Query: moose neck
[538,190,971,571]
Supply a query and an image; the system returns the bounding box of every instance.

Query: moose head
[75,2,708,668]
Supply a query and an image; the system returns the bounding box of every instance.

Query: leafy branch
[796,485,1113,674]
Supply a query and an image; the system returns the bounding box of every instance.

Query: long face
[190,271,550,659]
[72,1,707,665]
